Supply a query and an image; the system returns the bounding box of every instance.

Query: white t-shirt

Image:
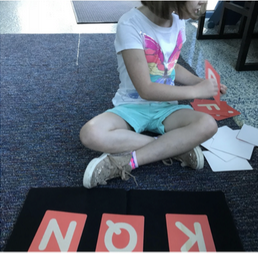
[112,7,186,106]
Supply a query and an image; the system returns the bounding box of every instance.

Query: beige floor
[0,0,217,34]
[0,0,116,34]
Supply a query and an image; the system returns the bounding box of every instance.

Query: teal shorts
[106,102,192,135]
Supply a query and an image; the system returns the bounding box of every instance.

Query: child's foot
[172,146,204,170]
[83,153,135,189]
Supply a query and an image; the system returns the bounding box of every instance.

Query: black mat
[1,34,258,251]
[71,1,142,24]
[4,188,243,251]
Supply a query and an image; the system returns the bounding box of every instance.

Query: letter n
[28,210,87,252]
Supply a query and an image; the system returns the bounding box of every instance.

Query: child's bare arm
[175,63,204,86]
[175,63,227,95]
[122,49,219,101]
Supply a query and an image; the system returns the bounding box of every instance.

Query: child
[80,1,227,188]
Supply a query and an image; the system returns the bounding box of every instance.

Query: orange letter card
[166,214,216,252]
[28,210,87,252]
[95,213,144,252]
[205,60,221,106]
[191,60,240,120]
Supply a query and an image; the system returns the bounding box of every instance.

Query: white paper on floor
[210,126,254,160]
[203,151,253,172]
[201,125,255,172]
[237,124,258,147]
[201,138,236,162]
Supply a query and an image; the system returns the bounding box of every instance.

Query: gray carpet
[71,1,141,23]
[1,34,258,250]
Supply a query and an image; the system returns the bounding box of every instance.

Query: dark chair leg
[236,1,258,71]
[196,1,258,71]
[217,1,228,37]
[196,14,205,40]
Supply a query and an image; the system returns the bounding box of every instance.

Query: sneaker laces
[109,155,138,186]
[162,158,173,166]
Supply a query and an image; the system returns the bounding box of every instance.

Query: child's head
[141,1,207,20]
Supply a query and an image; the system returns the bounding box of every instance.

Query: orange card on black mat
[28,210,87,252]
[95,213,144,252]
[166,214,216,252]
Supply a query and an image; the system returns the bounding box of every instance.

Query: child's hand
[220,83,227,95]
[194,80,227,99]
[194,79,219,99]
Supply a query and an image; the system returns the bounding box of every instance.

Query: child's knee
[80,121,100,148]
[201,114,218,139]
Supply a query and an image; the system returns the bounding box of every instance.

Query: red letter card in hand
[205,60,220,105]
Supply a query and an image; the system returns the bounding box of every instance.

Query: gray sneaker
[83,153,136,189]
[173,146,204,170]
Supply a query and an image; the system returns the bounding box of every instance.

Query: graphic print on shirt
[127,30,183,100]
[142,30,183,85]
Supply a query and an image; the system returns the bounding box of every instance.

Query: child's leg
[135,109,217,166]
[80,112,156,153]
[81,108,217,164]
[81,108,217,188]
[80,111,158,188]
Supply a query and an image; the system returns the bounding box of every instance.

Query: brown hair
[141,1,206,20]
